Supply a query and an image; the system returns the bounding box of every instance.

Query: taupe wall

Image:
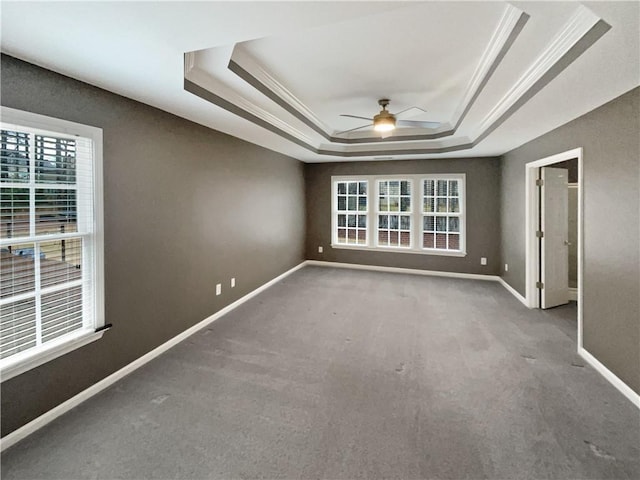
[305,158,501,275]
[0,55,306,436]
[500,87,640,394]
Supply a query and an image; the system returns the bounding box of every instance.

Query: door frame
[525,147,583,349]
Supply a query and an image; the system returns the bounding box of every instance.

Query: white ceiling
[1,1,638,163]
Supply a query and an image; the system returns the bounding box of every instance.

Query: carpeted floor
[2,266,639,479]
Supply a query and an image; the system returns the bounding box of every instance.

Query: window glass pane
[41,285,83,344]
[450,198,460,213]
[389,231,399,245]
[347,215,356,227]
[436,198,447,213]
[338,214,346,227]
[379,197,388,211]
[390,215,399,229]
[378,215,388,229]
[449,180,459,197]
[400,181,410,196]
[449,217,460,232]
[35,189,78,235]
[348,182,357,195]
[400,231,410,246]
[0,297,36,359]
[400,196,411,212]
[337,228,346,242]
[400,215,410,230]
[358,182,367,195]
[379,181,388,195]
[357,230,366,243]
[40,238,82,288]
[423,232,434,248]
[337,196,346,211]
[1,243,36,298]
[389,181,400,195]
[423,216,434,231]
[448,234,460,250]
[388,197,399,211]
[1,187,30,239]
[358,196,367,211]
[1,130,30,183]
[378,230,389,246]
[347,229,357,243]
[436,217,447,232]
[35,135,76,185]
[357,215,366,228]
[437,180,448,196]
[347,196,356,211]
[423,197,434,213]
[337,183,346,195]
[424,180,434,196]
[435,233,447,249]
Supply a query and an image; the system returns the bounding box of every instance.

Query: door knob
[564,240,572,246]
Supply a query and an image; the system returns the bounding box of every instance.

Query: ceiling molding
[227,3,528,145]
[474,5,608,138]
[183,3,613,158]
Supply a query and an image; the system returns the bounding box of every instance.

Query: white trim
[330,244,467,257]
[0,261,305,452]
[475,6,602,135]
[578,347,640,409]
[498,277,528,306]
[306,260,498,282]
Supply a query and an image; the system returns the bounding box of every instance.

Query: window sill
[331,244,467,257]
[1,329,105,382]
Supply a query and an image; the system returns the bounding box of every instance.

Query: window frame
[331,173,466,257]
[1,107,105,382]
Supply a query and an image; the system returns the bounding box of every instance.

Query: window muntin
[332,174,465,256]
[377,180,411,248]
[0,110,103,376]
[335,180,367,245]
[422,178,463,252]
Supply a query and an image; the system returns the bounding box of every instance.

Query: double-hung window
[1,107,104,381]
[332,174,465,256]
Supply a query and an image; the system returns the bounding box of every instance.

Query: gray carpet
[2,266,639,479]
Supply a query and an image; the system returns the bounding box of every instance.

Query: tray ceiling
[1,1,638,162]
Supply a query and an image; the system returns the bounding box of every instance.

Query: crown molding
[474,5,607,137]
[450,4,528,129]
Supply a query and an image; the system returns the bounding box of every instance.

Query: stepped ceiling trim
[184,4,610,158]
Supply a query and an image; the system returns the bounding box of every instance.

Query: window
[332,174,465,256]
[335,180,367,245]
[1,107,104,381]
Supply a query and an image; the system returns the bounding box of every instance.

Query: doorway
[525,148,583,350]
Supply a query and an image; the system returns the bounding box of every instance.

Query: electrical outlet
[216,283,221,296]
[231,278,236,288]
[481,257,487,266]
[505,263,509,272]
[318,246,323,253]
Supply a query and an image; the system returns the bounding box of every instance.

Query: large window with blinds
[0,107,104,381]
[332,174,465,256]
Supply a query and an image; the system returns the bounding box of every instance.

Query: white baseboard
[498,277,529,306]
[569,287,578,302]
[578,347,640,409]
[305,260,500,282]
[0,261,306,452]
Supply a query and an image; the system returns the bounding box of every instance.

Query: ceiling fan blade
[396,119,441,129]
[340,114,373,121]
[393,106,427,119]
[336,123,373,135]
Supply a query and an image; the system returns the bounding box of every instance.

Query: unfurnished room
[0,1,639,479]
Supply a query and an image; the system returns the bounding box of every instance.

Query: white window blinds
[1,125,97,361]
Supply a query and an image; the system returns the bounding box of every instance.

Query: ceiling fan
[338,99,441,138]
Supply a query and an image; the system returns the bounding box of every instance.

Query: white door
[541,167,569,308]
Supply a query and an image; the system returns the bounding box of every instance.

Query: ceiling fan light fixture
[373,114,396,132]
